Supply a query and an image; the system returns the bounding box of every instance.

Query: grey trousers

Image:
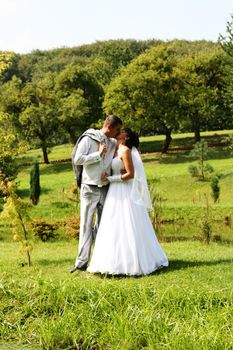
[75,184,109,268]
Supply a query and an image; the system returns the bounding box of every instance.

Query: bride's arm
[120,148,134,181]
[106,147,134,183]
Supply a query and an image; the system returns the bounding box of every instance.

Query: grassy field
[12,129,233,242]
[0,240,233,349]
[0,130,233,349]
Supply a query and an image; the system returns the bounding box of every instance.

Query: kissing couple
[70,115,168,275]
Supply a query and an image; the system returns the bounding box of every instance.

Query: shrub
[188,164,199,178]
[199,194,212,244]
[0,155,18,183]
[31,219,58,241]
[188,140,214,181]
[62,215,80,239]
[30,161,40,205]
[210,175,220,203]
[0,173,32,266]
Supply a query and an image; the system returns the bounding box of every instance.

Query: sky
[0,0,232,54]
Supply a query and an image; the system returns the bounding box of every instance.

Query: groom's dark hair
[104,114,122,127]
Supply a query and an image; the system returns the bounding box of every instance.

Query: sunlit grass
[0,240,233,349]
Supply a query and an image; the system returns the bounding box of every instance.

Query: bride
[87,128,168,276]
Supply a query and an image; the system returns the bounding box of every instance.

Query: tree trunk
[41,142,49,164]
[192,115,201,142]
[194,128,201,143]
[69,129,78,145]
[162,129,172,153]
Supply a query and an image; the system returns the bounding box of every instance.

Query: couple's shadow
[94,258,233,279]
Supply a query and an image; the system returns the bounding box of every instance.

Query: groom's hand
[101,173,109,181]
[99,142,107,157]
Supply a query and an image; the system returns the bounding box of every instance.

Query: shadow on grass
[36,258,73,266]
[140,133,230,154]
[39,162,72,175]
[158,152,191,164]
[88,257,233,280]
[153,258,233,275]
[16,187,52,198]
[16,188,30,198]
[157,148,233,165]
[51,201,71,208]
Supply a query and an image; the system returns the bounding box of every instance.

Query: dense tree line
[0,26,233,164]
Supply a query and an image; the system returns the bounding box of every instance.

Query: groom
[70,115,123,273]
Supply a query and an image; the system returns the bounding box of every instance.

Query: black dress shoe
[69,265,87,273]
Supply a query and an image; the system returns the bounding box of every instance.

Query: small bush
[200,218,212,244]
[31,219,58,241]
[188,140,214,180]
[188,165,199,178]
[30,161,40,205]
[62,215,80,239]
[210,175,220,203]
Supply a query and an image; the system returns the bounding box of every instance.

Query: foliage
[210,174,220,203]
[58,89,89,144]
[0,173,32,266]
[0,76,24,128]
[0,112,28,180]
[31,219,58,241]
[30,161,40,205]
[188,140,214,180]
[0,51,19,82]
[219,14,233,57]
[56,65,104,144]
[199,194,212,244]
[19,73,61,163]
[148,179,165,234]
[219,15,233,129]
[62,215,80,239]
[104,40,227,151]
[0,39,232,153]
[178,47,227,141]
[222,134,233,154]
[104,43,184,152]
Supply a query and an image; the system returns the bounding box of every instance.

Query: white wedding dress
[87,149,168,276]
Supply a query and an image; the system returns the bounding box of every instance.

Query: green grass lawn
[0,240,233,349]
[17,129,233,165]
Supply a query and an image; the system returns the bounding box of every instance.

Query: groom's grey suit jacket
[72,129,116,187]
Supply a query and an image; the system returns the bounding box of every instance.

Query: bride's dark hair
[123,128,139,149]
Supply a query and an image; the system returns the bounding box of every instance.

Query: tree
[19,73,60,163]
[30,161,40,205]
[0,112,26,180]
[0,173,33,266]
[104,43,183,152]
[219,15,233,57]
[0,51,19,82]
[188,140,214,181]
[0,76,24,133]
[56,65,104,144]
[178,48,228,141]
[210,175,220,203]
[219,15,233,124]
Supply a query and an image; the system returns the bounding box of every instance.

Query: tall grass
[0,240,233,349]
